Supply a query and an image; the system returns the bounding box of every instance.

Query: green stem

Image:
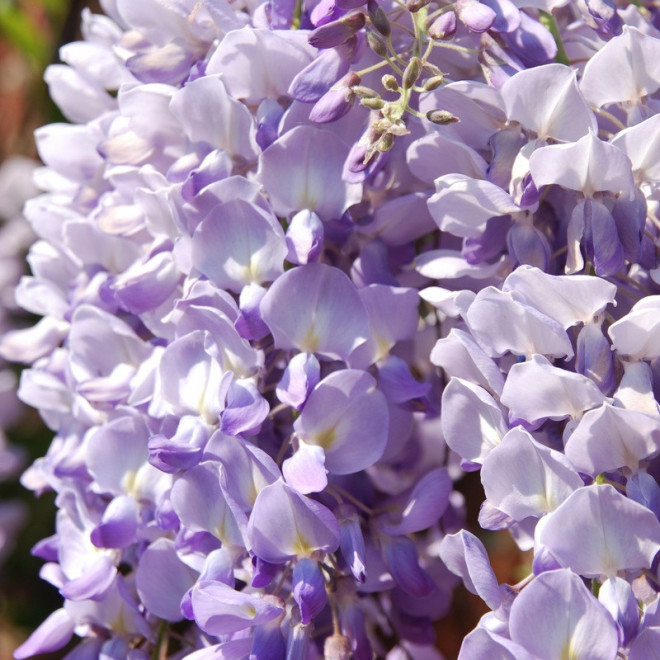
[421,36,434,62]
[275,434,293,467]
[389,20,416,38]
[152,620,168,660]
[327,484,375,515]
[595,474,626,492]
[385,53,405,76]
[426,4,453,23]
[386,34,407,67]
[592,106,627,131]
[355,59,391,77]
[431,40,480,55]
[268,402,290,419]
[405,106,427,119]
[291,0,304,29]
[539,10,570,66]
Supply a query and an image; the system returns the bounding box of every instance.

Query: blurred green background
[0,3,92,657]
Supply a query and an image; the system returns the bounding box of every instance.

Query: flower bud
[352,85,379,98]
[367,0,391,36]
[429,10,457,39]
[423,74,444,91]
[309,71,360,123]
[344,71,362,93]
[292,559,327,625]
[371,117,391,132]
[386,121,409,136]
[423,62,444,76]
[381,74,399,91]
[402,56,422,89]
[381,102,396,120]
[367,30,388,57]
[376,133,394,152]
[456,0,495,33]
[406,0,431,12]
[309,12,366,49]
[426,109,459,124]
[360,97,386,109]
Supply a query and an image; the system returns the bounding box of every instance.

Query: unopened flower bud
[429,10,457,40]
[423,62,444,77]
[309,12,366,49]
[456,0,495,33]
[371,117,391,132]
[406,0,431,12]
[381,102,397,120]
[381,74,399,91]
[426,109,459,124]
[360,97,386,109]
[343,71,361,92]
[342,11,368,30]
[367,0,391,36]
[376,133,394,152]
[423,74,444,91]
[352,85,379,99]
[367,30,388,57]
[310,71,361,123]
[402,56,422,89]
[387,121,410,136]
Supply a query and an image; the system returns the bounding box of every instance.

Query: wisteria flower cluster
[6,0,660,657]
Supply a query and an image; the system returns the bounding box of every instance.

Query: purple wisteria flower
[6,0,660,658]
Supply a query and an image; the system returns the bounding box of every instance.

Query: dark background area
[0,3,95,657]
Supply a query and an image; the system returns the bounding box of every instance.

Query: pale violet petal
[258,125,361,221]
[441,377,508,466]
[293,369,388,475]
[428,174,520,238]
[563,403,660,475]
[481,426,583,520]
[539,484,660,577]
[503,265,617,329]
[500,354,606,426]
[509,569,619,660]
[580,25,660,107]
[260,263,369,361]
[501,63,596,141]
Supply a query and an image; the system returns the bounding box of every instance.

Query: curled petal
[609,296,660,360]
[438,530,501,610]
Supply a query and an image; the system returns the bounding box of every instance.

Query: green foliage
[0,0,69,68]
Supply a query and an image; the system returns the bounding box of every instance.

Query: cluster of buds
[307,0,466,162]
[360,2,462,158]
